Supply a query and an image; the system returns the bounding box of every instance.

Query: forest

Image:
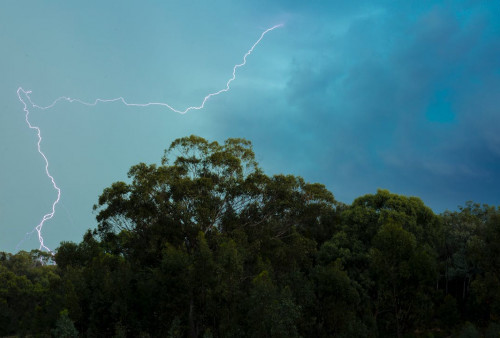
[1,135,499,337]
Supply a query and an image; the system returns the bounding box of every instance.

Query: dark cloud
[270,1,500,210]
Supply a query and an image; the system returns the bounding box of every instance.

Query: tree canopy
[1,135,500,337]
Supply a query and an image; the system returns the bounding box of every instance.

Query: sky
[1,1,500,253]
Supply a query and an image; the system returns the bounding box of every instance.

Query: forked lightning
[16,24,283,253]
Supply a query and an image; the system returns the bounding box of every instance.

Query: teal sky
[1,1,500,253]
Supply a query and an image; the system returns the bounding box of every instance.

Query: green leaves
[6,135,500,336]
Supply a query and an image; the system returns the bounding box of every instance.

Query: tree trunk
[189,297,197,338]
[463,277,466,300]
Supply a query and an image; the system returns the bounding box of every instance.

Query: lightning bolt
[17,88,60,253]
[16,24,283,253]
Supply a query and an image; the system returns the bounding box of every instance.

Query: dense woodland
[1,135,500,337]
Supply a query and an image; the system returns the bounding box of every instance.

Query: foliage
[2,135,499,337]
[51,309,78,337]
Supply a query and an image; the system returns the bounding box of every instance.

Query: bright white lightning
[16,24,283,253]
[17,89,59,253]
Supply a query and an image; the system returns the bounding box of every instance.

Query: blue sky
[1,1,499,253]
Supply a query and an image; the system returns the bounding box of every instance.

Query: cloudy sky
[1,1,499,252]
